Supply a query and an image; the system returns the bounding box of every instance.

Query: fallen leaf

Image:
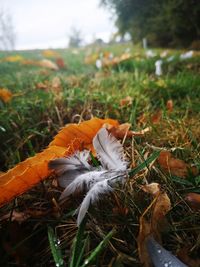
[38,59,59,70]
[0,88,13,103]
[141,183,160,196]
[138,183,171,267]
[55,57,65,69]
[104,123,151,139]
[104,123,132,139]
[35,81,49,91]
[185,192,200,210]
[151,192,171,238]
[151,110,162,124]
[120,96,133,107]
[137,217,152,267]
[0,118,118,207]
[42,50,60,58]
[2,55,24,63]
[51,76,62,92]
[158,151,198,178]
[166,99,173,112]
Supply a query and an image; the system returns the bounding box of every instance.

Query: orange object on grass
[0,118,118,207]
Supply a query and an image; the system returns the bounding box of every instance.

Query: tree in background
[101,0,200,48]
[68,27,82,48]
[0,9,16,50]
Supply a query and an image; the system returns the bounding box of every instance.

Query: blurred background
[0,0,199,51]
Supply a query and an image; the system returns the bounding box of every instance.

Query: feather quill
[77,179,113,226]
[93,128,128,171]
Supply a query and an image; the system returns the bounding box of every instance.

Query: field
[0,43,200,266]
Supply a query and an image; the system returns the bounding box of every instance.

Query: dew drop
[57,239,61,245]
[84,259,89,265]
[164,263,169,267]
[157,249,162,253]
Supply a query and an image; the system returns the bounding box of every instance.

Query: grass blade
[129,150,160,176]
[80,228,115,267]
[70,217,87,267]
[47,226,64,267]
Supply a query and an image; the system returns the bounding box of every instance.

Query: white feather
[48,150,92,188]
[77,179,113,226]
[48,150,91,174]
[93,128,128,171]
[59,170,106,200]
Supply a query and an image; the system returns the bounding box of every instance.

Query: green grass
[0,43,200,266]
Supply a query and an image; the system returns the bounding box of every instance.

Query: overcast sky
[1,0,116,50]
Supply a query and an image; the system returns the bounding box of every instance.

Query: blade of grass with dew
[74,235,89,267]
[80,228,116,267]
[48,226,64,267]
[69,217,87,267]
[129,150,160,176]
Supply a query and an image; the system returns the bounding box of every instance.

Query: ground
[0,43,200,266]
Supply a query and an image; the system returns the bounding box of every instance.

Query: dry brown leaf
[151,110,162,124]
[137,113,147,126]
[138,183,171,267]
[38,59,59,70]
[185,192,200,210]
[35,81,49,91]
[158,151,198,178]
[120,96,133,107]
[0,118,119,207]
[104,123,132,139]
[104,123,151,139]
[56,57,65,68]
[51,76,62,92]
[141,183,160,196]
[151,192,171,239]
[166,99,173,112]
[137,217,152,267]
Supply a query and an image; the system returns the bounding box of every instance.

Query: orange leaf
[158,151,198,178]
[0,118,118,207]
[0,88,13,103]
